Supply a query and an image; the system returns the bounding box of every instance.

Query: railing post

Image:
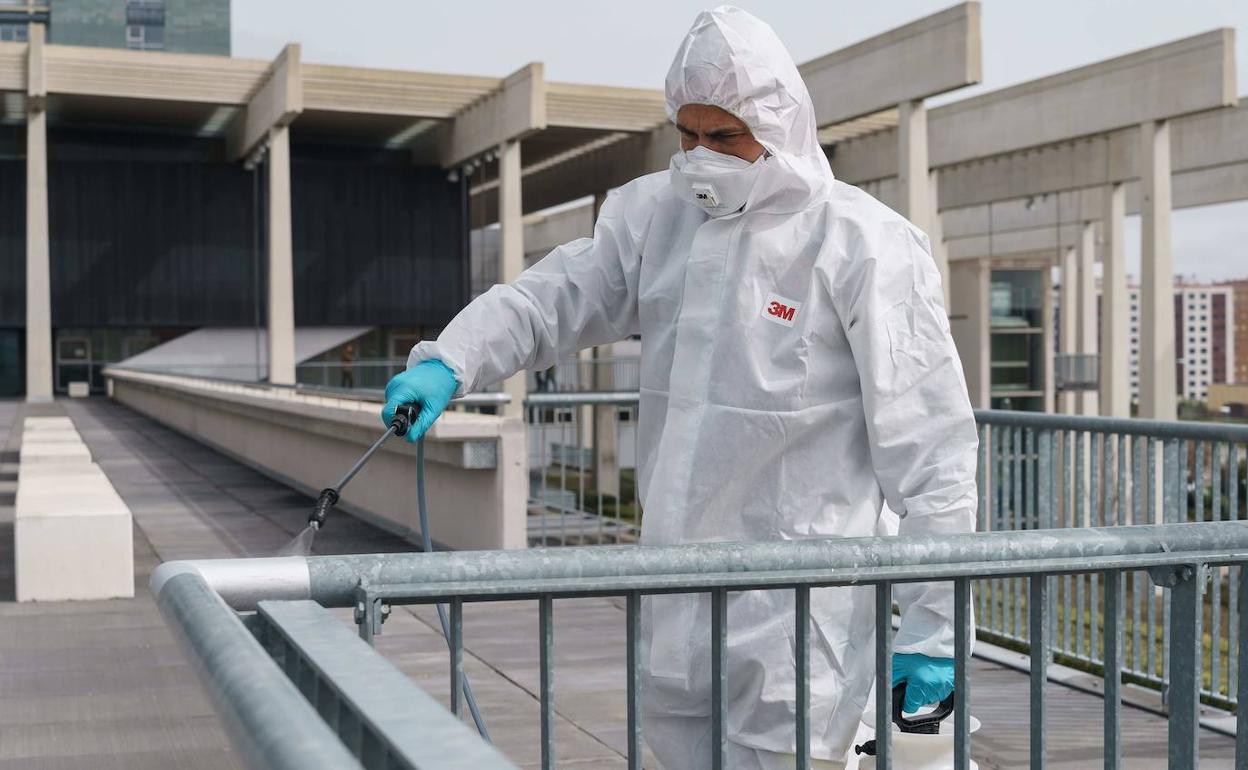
[539,595,555,770]
[711,588,728,770]
[875,582,894,770]
[450,597,464,719]
[1155,563,1205,770]
[1238,566,1248,767]
[1103,569,1123,770]
[954,578,972,770]
[626,591,643,770]
[795,585,811,770]
[1029,574,1048,770]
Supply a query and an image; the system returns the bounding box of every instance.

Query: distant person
[382,6,977,768]
[534,366,557,392]
[340,343,356,389]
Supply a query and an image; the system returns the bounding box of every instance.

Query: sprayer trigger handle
[391,402,420,437]
[892,682,956,735]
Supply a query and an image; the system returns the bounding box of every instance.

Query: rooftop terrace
[0,398,1239,768]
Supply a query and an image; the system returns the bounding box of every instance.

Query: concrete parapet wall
[105,369,527,550]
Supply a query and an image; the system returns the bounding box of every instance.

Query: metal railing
[155,521,1248,770]
[514,397,1248,710]
[532,357,642,393]
[976,411,1248,709]
[522,392,641,546]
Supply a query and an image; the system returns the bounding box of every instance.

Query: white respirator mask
[670,145,765,217]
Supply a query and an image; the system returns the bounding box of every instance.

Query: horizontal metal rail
[155,572,365,770]
[256,600,517,769]
[156,572,515,769]
[975,407,1248,442]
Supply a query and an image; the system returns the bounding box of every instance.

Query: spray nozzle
[308,488,339,529]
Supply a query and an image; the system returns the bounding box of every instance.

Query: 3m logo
[761,292,801,328]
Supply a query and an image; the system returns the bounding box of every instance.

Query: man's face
[675,104,765,162]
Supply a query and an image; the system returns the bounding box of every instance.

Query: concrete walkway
[0,398,1238,769]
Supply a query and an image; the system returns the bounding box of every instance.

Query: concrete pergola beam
[931,97,1248,210]
[833,32,1238,193]
[228,43,302,161]
[472,125,677,225]
[933,28,1235,168]
[941,156,1248,261]
[798,1,981,127]
[443,62,546,169]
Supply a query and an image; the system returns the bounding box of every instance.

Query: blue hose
[417,438,492,742]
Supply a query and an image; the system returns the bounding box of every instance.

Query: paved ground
[0,397,1238,769]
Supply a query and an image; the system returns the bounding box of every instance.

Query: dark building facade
[0,126,469,396]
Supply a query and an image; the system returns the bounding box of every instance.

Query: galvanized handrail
[974,409,1246,710]
[156,521,1248,770]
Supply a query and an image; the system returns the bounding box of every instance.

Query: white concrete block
[67,381,89,398]
[22,428,83,444]
[15,463,134,601]
[19,441,91,466]
[17,470,126,514]
[16,515,134,601]
[23,417,75,431]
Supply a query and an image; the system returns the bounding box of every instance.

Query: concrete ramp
[114,326,373,382]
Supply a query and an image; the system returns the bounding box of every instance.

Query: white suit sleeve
[409,190,643,394]
[835,222,979,658]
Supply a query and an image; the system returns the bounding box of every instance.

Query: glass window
[126,0,165,25]
[990,270,1044,328]
[125,0,165,50]
[0,23,28,42]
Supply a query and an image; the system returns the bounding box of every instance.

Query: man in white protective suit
[381,6,978,768]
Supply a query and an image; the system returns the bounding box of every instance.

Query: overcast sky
[232,0,1248,283]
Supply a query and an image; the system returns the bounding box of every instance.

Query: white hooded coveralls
[412,6,978,767]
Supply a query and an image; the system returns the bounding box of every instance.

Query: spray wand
[308,404,417,530]
[303,402,492,742]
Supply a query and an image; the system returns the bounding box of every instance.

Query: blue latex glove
[891,653,955,714]
[381,360,459,443]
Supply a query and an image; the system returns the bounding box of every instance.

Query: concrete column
[266,126,296,385]
[1058,247,1077,414]
[949,258,990,409]
[927,170,950,308]
[498,138,525,419]
[1042,265,1056,413]
[25,108,51,401]
[25,25,51,402]
[586,193,620,499]
[576,346,593,446]
[1076,222,1099,416]
[897,99,930,235]
[1138,119,1175,421]
[1099,183,1130,416]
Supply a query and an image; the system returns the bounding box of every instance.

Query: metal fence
[523,392,641,546]
[518,398,1248,710]
[532,357,642,393]
[975,411,1248,709]
[155,521,1248,770]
